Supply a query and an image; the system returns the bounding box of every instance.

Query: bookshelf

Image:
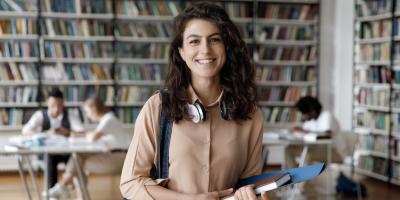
[0,0,320,132]
[353,0,400,185]
[254,0,320,129]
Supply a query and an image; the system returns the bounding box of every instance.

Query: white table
[0,136,112,200]
[262,133,333,199]
[262,134,333,169]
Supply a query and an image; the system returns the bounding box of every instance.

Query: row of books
[0,41,38,57]
[116,0,183,16]
[257,86,313,103]
[115,22,171,38]
[258,4,318,20]
[117,43,169,59]
[358,134,389,154]
[391,90,400,108]
[41,0,111,14]
[117,86,159,103]
[262,107,300,124]
[0,63,38,81]
[394,70,400,84]
[257,26,314,41]
[118,64,163,81]
[255,66,316,82]
[0,108,34,127]
[41,85,114,103]
[44,41,111,58]
[41,63,112,81]
[0,86,38,103]
[256,46,317,61]
[0,19,37,35]
[358,43,390,62]
[355,110,390,131]
[359,19,391,39]
[355,66,391,84]
[217,2,252,18]
[358,155,388,177]
[357,0,392,17]
[354,87,390,107]
[391,161,400,181]
[42,19,113,36]
[0,0,37,12]
[117,107,141,124]
[392,113,400,133]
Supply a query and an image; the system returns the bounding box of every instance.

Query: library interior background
[2,0,400,199]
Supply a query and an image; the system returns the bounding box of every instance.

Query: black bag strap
[155,90,173,179]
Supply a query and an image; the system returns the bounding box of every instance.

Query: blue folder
[236,163,326,189]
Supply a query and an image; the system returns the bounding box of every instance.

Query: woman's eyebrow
[186,32,221,39]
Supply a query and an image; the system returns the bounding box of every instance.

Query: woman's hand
[191,188,233,200]
[233,185,269,200]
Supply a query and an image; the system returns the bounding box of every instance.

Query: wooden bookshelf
[353,0,400,184]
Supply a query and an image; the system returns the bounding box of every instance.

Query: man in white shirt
[286,96,342,168]
[22,88,84,189]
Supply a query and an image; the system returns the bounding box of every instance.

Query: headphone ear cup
[220,99,229,120]
[193,101,206,123]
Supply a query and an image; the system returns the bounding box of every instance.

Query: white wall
[319,0,354,131]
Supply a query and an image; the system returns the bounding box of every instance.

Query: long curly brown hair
[163,1,257,123]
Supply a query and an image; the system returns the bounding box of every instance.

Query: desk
[0,135,112,200]
[262,134,333,168]
[262,133,333,198]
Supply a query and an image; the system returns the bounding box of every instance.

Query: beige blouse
[120,86,264,199]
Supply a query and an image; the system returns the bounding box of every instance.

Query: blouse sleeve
[239,108,264,179]
[120,94,168,200]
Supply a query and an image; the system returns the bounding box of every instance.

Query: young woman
[47,97,130,198]
[121,2,267,200]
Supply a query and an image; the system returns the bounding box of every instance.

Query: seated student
[286,96,342,168]
[47,97,130,198]
[22,88,84,189]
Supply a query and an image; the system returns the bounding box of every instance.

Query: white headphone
[186,98,229,123]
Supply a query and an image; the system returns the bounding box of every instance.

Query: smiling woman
[120,2,267,200]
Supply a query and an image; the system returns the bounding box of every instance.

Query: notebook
[222,173,291,200]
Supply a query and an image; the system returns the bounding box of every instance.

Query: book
[222,174,291,200]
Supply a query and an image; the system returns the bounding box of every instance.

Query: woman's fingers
[218,188,234,198]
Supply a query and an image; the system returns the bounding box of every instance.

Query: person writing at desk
[292,96,333,137]
[121,2,268,200]
[286,96,342,168]
[22,88,84,189]
[46,97,130,198]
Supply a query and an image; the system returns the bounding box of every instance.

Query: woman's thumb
[217,188,234,197]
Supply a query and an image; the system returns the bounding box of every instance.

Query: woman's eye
[189,40,200,45]
[210,38,221,43]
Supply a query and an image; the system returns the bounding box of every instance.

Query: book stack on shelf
[114,0,186,125]
[39,0,115,108]
[353,0,400,185]
[0,0,39,131]
[254,0,319,129]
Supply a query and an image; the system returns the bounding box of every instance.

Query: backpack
[336,172,367,197]
[123,91,173,200]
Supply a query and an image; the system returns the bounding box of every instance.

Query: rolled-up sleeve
[239,108,264,179]
[120,95,168,200]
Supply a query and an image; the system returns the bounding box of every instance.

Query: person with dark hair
[294,96,331,136]
[22,88,84,192]
[121,2,267,200]
[286,96,342,170]
[46,97,131,198]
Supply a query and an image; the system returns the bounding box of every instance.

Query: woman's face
[179,18,226,81]
[83,105,97,121]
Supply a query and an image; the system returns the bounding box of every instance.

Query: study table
[0,135,112,200]
[261,132,333,199]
